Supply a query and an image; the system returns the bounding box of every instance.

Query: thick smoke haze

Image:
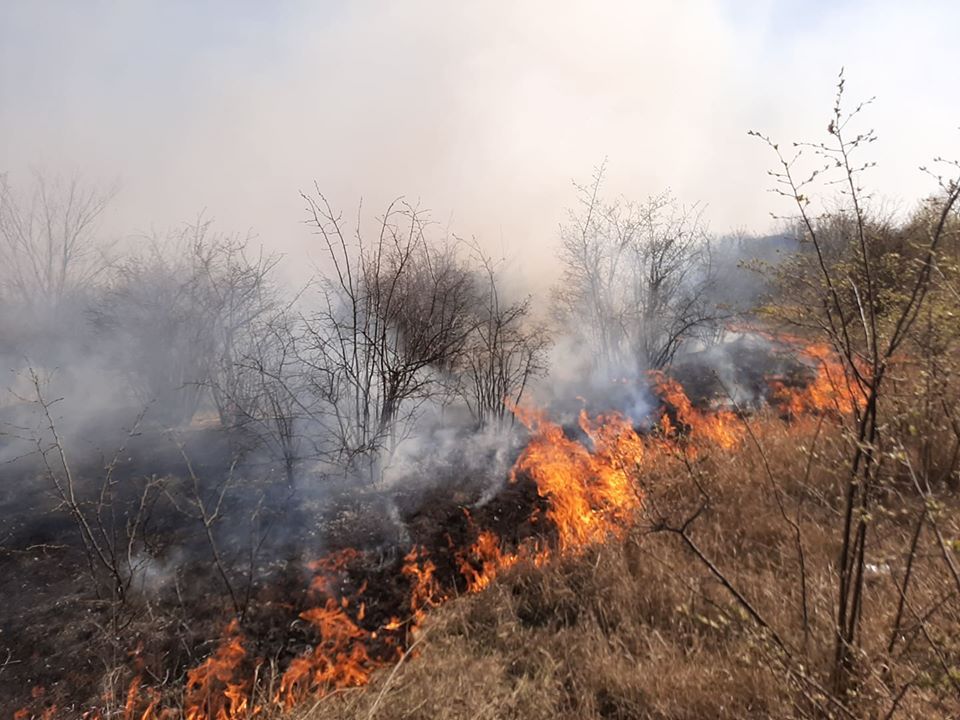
[5,5,960,717]
[2,1,959,289]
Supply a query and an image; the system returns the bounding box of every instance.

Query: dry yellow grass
[259,416,960,719]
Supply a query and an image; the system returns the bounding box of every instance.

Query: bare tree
[93,218,280,426]
[458,247,549,426]
[554,163,718,374]
[630,195,718,368]
[213,310,312,486]
[300,191,478,484]
[0,172,115,310]
[20,369,162,604]
[751,69,960,699]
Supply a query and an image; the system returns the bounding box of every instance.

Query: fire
[268,545,445,712]
[650,372,742,450]
[86,330,855,720]
[511,407,644,553]
[272,548,388,710]
[307,548,362,595]
[137,692,160,720]
[402,546,443,626]
[183,620,249,720]
[121,676,159,720]
[275,599,376,708]
[457,528,521,593]
[768,342,858,417]
[123,676,139,718]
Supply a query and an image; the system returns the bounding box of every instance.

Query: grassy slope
[266,416,960,720]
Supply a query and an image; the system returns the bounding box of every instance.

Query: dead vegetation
[280,418,959,720]
[3,74,960,719]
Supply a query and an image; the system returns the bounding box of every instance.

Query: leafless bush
[20,368,162,604]
[457,247,549,427]
[554,162,719,373]
[214,310,314,486]
[92,218,281,426]
[299,192,480,484]
[0,172,116,312]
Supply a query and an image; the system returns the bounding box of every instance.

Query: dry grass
[268,414,960,720]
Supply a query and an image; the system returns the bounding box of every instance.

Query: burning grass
[278,418,960,720]
[7,336,958,719]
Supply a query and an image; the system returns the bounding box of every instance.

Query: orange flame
[402,546,443,626]
[183,619,248,720]
[275,599,375,709]
[768,342,858,417]
[457,528,520,593]
[122,676,140,719]
[511,407,644,553]
[650,372,742,450]
[129,330,858,719]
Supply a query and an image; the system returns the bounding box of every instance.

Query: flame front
[511,407,645,553]
[275,599,375,708]
[183,620,248,720]
[650,372,742,450]
[457,528,521,593]
[768,342,859,417]
[72,334,852,720]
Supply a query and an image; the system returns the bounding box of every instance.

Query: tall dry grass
[270,414,959,719]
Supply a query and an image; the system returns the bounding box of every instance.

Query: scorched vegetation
[2,75,959,720]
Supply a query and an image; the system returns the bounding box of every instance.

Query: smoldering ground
[0,187,803,715]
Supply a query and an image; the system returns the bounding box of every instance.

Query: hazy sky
[2,1,958,286]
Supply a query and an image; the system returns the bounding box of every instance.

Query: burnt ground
[0,338,812,716]
[670,334,814,410]
[0,421,542,716]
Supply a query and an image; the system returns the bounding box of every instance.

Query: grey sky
[2,1,958,286]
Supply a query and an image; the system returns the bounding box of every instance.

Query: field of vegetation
[2,77,959,719]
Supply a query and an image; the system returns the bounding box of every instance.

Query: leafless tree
[300,191,478,484]
[458,247,549,426]
[93,218,280,426]
[19,368,162,604]
[0,172,115,311]
[751,69,960,700]
[213,310,313,486]
[165,442,244,617]
[554,163,718,374]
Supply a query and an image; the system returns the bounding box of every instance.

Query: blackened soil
[0,424,549,716]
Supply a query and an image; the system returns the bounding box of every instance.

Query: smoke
[670,331,812,411]
[4,4,960,711]
[2,1,959,293]
[383,411,524,504]
[0,302,142,466]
